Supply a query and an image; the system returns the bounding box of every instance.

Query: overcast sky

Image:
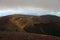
[0,0,60,16]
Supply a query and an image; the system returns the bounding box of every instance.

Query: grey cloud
[0,0,60,11]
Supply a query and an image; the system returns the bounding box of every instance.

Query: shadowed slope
[24,15,60,37]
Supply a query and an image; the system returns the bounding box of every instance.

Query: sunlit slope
[0,14,60,37]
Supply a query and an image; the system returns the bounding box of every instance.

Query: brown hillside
[0,14,60,37]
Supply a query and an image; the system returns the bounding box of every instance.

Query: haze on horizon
[0,0,60,16]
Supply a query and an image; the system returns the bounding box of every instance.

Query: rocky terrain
[0,14,60,40]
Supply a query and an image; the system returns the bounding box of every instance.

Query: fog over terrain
[0,0,60,16]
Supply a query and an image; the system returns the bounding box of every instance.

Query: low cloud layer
[0,0,60,16]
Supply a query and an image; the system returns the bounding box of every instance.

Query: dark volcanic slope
[0,14,60,37]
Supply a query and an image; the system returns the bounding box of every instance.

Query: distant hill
[0,14,60,37]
